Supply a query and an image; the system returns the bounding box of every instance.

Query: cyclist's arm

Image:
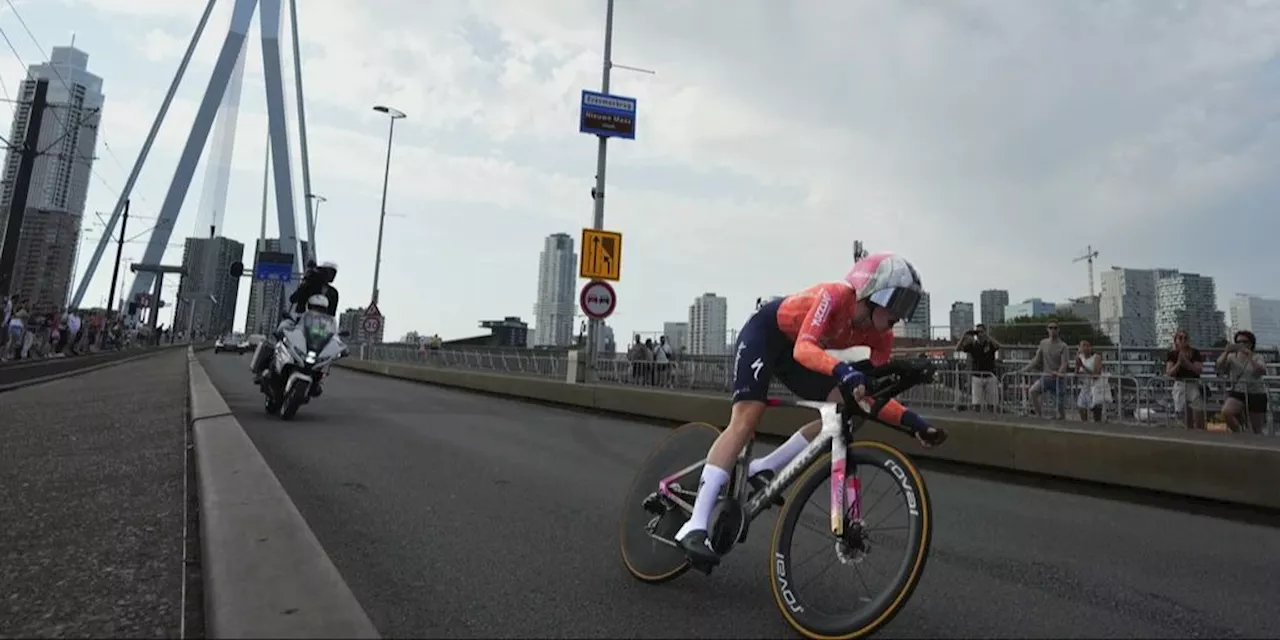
[866,330,927,433]
[792,286,846,376]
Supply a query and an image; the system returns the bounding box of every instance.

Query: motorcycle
[258,310,349,420]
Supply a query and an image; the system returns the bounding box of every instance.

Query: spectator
[956,323,1001,413]
[1074,339,1108,422]
[1164,329,1205,429]
[1217,330,1267,434]
[1020,322,1068,419]
[627,335,651,383]
[653,335,673,387]
[9,307,29,360]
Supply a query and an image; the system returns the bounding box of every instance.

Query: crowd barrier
[339,346,1280,510]
[358,346,1278,436]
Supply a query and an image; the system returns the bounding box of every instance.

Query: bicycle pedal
[641,493,667,515]
[689,559,715,576]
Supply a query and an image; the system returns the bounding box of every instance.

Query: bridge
[7,1,1277,638]
[4,345,1278,638]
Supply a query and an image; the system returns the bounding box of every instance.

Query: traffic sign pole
[585,0,615,379]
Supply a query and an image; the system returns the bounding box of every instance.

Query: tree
[988,312,1113,347]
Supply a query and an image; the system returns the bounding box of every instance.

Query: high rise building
[979,289,1009,327]
[174,235,244,338]
[1004,298,1057,321]
[1230,294,1280,348]
[8,207,79,309]
[0,46,104,305]
[533,233,576,347]
[244,238,285,335]
[1098,267,1176,346]
[1060,295,1100,325]
[893,290,931,340]
[663,321,689,355]
[948,301,974,339]
[1155,272,1224,347]
[688,292,728,355]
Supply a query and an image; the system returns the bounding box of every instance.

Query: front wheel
[769,441,932,640]
[280,381,308,420]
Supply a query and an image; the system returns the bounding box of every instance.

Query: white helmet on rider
[842,251,923,321]
[306,293,330,313]
[317,261,338,283]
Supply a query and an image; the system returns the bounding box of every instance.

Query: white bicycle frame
[656,398,864,539]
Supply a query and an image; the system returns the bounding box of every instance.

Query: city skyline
[0,3,1274,344]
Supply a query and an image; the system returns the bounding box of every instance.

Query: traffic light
[127,302,137,315]
[230,261,244,278]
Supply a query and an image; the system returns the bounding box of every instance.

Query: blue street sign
[253,250,294,282]
[579,90,637,140]
[253,262,293,282]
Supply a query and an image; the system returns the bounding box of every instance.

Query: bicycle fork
[829,430,862,537]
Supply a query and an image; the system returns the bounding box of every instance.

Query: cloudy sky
[4,0,1278,342]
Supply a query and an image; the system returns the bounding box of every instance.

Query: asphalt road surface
[2,350,193,638]
[199,352,1280,639]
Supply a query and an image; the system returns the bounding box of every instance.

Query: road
[1,349,196,638]
[199,352,1280,639]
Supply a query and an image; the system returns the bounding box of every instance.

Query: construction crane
[1073,245,1100,298]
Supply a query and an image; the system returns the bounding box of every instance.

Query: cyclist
[675,251,947,569]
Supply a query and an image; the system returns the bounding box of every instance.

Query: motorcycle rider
[251,260,340,385]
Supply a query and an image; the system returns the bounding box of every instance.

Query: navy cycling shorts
[731,298,839,404]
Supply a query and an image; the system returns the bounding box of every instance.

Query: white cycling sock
[675,464,729,540]
[748,430,812,478]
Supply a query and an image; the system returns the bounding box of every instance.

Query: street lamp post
[305,192,327,248]
[371,105,405,305]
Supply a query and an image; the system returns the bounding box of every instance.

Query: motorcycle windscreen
[300,311,337,353]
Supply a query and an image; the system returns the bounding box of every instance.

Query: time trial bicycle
[619,357,942,639]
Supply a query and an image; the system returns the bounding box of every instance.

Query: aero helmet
[843,252,923,320]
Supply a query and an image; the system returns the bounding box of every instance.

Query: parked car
[215,334,253,354]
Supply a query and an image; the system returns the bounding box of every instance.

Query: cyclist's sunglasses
[867,287,921,321]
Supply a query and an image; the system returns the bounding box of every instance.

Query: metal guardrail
[354,346,1278,436]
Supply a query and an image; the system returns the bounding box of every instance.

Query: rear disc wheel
[619,421,721,584]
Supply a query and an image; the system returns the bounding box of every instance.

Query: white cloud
[33,0,1280,342]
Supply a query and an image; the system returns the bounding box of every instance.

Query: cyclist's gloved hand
[901,410,947,448]
[832,362,867,397]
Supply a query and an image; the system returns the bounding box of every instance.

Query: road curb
[187,347,380,639]
[0,345,191,393]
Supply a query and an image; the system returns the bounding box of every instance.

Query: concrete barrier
[336,358,1280,511]
[188,348,380,638]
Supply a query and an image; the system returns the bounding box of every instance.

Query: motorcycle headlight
[305,351,316,364]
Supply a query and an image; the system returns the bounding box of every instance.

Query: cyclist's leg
[746,360,839,478]
[674,303,782,561]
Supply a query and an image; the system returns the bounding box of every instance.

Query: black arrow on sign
[592,236,602,273]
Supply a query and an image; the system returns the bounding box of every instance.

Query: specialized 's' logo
[750,357,763,380]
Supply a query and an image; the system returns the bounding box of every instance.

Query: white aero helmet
[306,293,330,312]
[842,251,923,320]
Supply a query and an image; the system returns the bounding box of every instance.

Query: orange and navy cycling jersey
[772,282,907,425]
[775,283,894,375]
